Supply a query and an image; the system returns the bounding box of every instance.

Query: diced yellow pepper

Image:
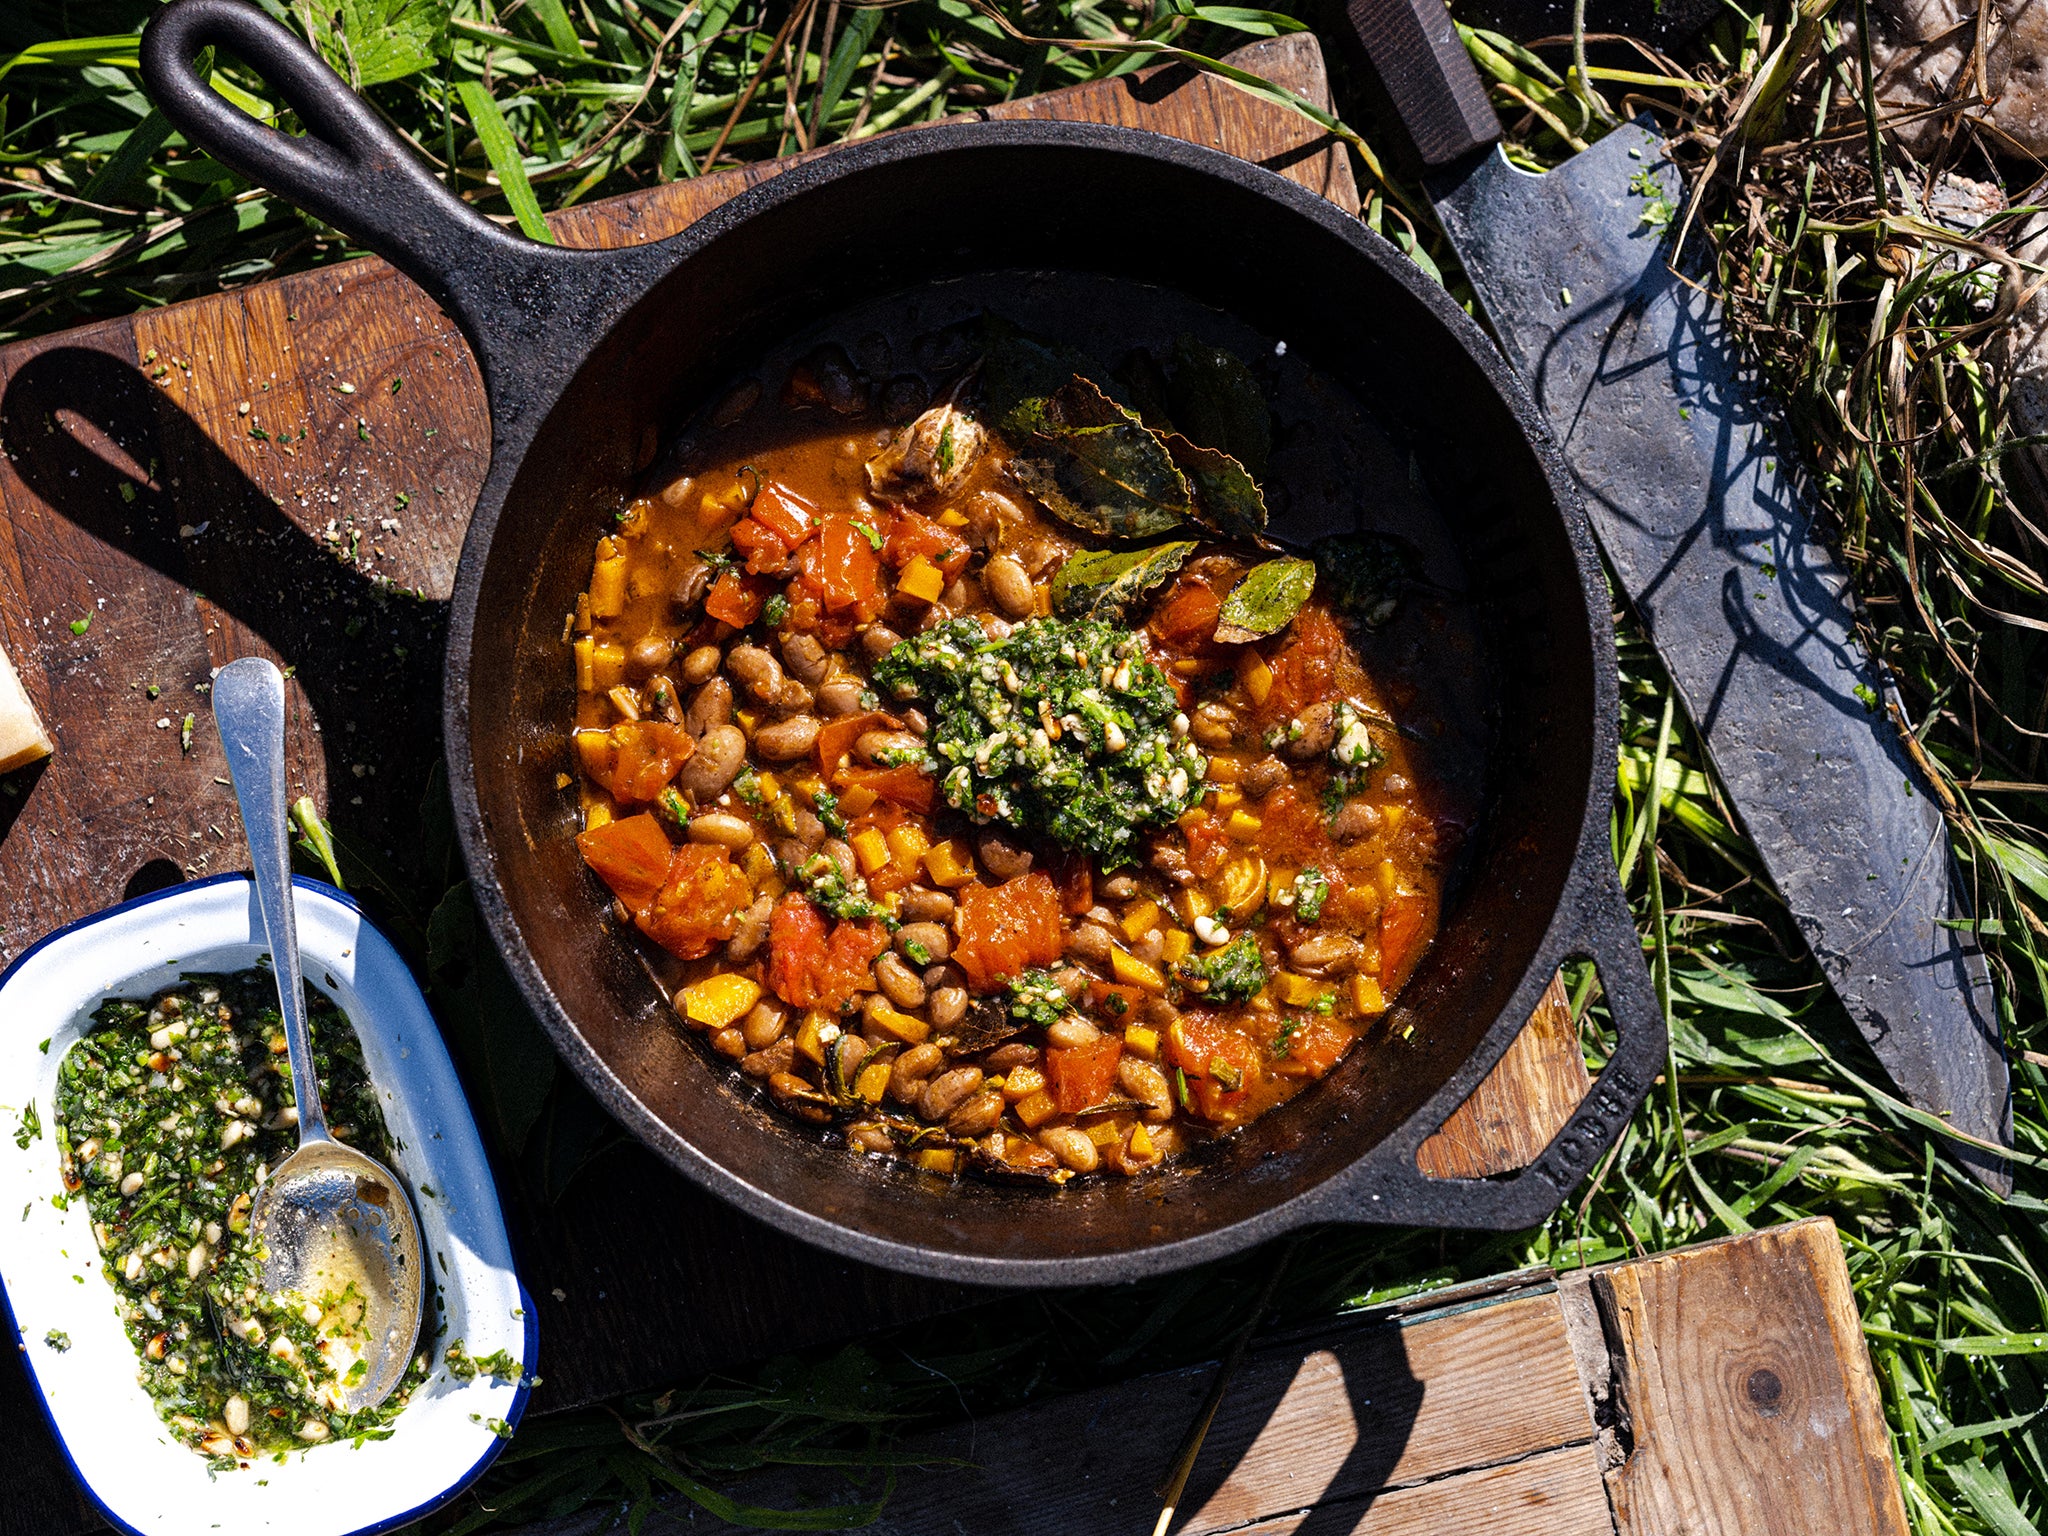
[574,591,592,634]
[1177,888,1213,923]
[897,555,946,604]
[1210,786,1244,812]
[855,1062,892,1103]
[866,1004,930,1045]
[1128,1123,1155,1158]
[1036,583,1052,616]
[1235,648,1274,705]
[590,643,626,691]
[1083,1121,1122,1149]
[1351,974,1388,1014]
[681,974,762,1030]
[735,708,758,732]
[1121,900,1161,943]
[1274,971,1329,1008]
[937,508,970,528]
[1205,754,1244,785]
[1226,809,1263,840]
[850,827,891,875]
[1124,1026,1159,1058]
[1377,859,1401,898]
[1013,1090,1058,1128]
[886,824,931,866]
[916,1147,959,1175]
[1003,1066,1047,1101]
[794,1012,833,1066]
[1161,929,1192,966]
[755,771,783,803]
[582,799,614,832]
[588,551,628,618]
[923,839,976,887]
[1110,946,1166,993]
[573,636,595,692]
[742,843,776,884]
[836,783,879,818]
[1177,808,1209,834]
[1381,804,1406,833]
[574,728,610,777]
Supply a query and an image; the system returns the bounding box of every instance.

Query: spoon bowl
[214,655,425,1414]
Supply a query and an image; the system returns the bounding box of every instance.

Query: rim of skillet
[439,117,1610,1286]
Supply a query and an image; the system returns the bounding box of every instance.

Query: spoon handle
[213,657,330,1146]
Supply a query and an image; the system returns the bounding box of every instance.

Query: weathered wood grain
[1596,1218,1909,1536]
[517,1221,1903,1536]
[1419,973,1592,1178]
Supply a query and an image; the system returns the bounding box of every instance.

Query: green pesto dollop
[54,971,427,1466]
[871,615,1206,869]
[1177,933,1269,1004]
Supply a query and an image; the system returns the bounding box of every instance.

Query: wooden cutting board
[0,34,1595,1534]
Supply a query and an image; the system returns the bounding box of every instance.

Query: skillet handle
[140,0,646,433]
[1316,861,1664,1230]
[1334,0,1500,170]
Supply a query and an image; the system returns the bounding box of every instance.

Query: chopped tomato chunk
[1046,1036,1124,1114]
[1261,604,1346,722]
[837,764,934,814]
[586,721,694,804]
[952,871,1064,992]
[577,813,674,915]
[1167,1012,1262,1123]
[767,893,887,1012]
[1269,1016,1350,1079]
[751,483,818,548]
[729,516,792,575]
[705,569,768,627]
[1086,979,1144,1021]
[796,517,884,617]
[1149,579,1223,648]
[883,511,971,581]
[638,843,749,960]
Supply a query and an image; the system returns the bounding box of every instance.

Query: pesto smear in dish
[54,970,427,1466]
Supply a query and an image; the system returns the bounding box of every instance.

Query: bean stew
[567,311,1482,1185]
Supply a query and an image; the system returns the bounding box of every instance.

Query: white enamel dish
[0,874,534,1536]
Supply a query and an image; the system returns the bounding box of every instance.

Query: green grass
[8,2,2048,1533]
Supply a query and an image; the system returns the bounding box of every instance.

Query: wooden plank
[1218,1446,1615,1536]
[1594,1218,1908,1536]
[1420,973,1592,1177]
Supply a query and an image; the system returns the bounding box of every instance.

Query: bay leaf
[1165,434,1273,547]
[1050,541,1199,622]
[979,324,1127,440]
[1214,556,1317,644]
[1006,375,1192,539]
[1169,335,1272,479]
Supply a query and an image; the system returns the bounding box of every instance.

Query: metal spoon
[214,656,424,1413]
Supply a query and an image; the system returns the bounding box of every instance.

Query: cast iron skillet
[141,0,1664,1287]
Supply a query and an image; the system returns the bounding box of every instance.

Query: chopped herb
[179,713,194,753]
[43,1329,69,1352]
[851,521,884,550]
[145,683,159,699]
[14,1098,40,1149]
[657,787,692,827]
[872,616,1207,868]
[762,593,790,628]
[1272,1016,1304,1059]
[1007,968,1070,1028]
[1207,1055,1243,1091]
[1177,933,1267,1004]
[794,852,890,924]
[731,767,765,807]
[902,938,932,967]
[1629,167,1677,230]
[1321,701,1384,815]
[1312,991,1336,1015]
[1854,682,1880,712]
[1291,867,1329,924]
[444,1342,521,1383]
[812,788,846,836]
[68,615,90,636]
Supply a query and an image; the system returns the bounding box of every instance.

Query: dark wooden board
[518,1219,1900,1536]
[0,34,1595,1534]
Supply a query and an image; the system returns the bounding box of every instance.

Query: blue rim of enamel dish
[0,871,539,1536]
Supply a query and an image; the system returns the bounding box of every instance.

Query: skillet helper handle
[1335,0,1501,169]
[140,0,637,434]
[1330,861,1663,1229]
[140,0,519,304]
